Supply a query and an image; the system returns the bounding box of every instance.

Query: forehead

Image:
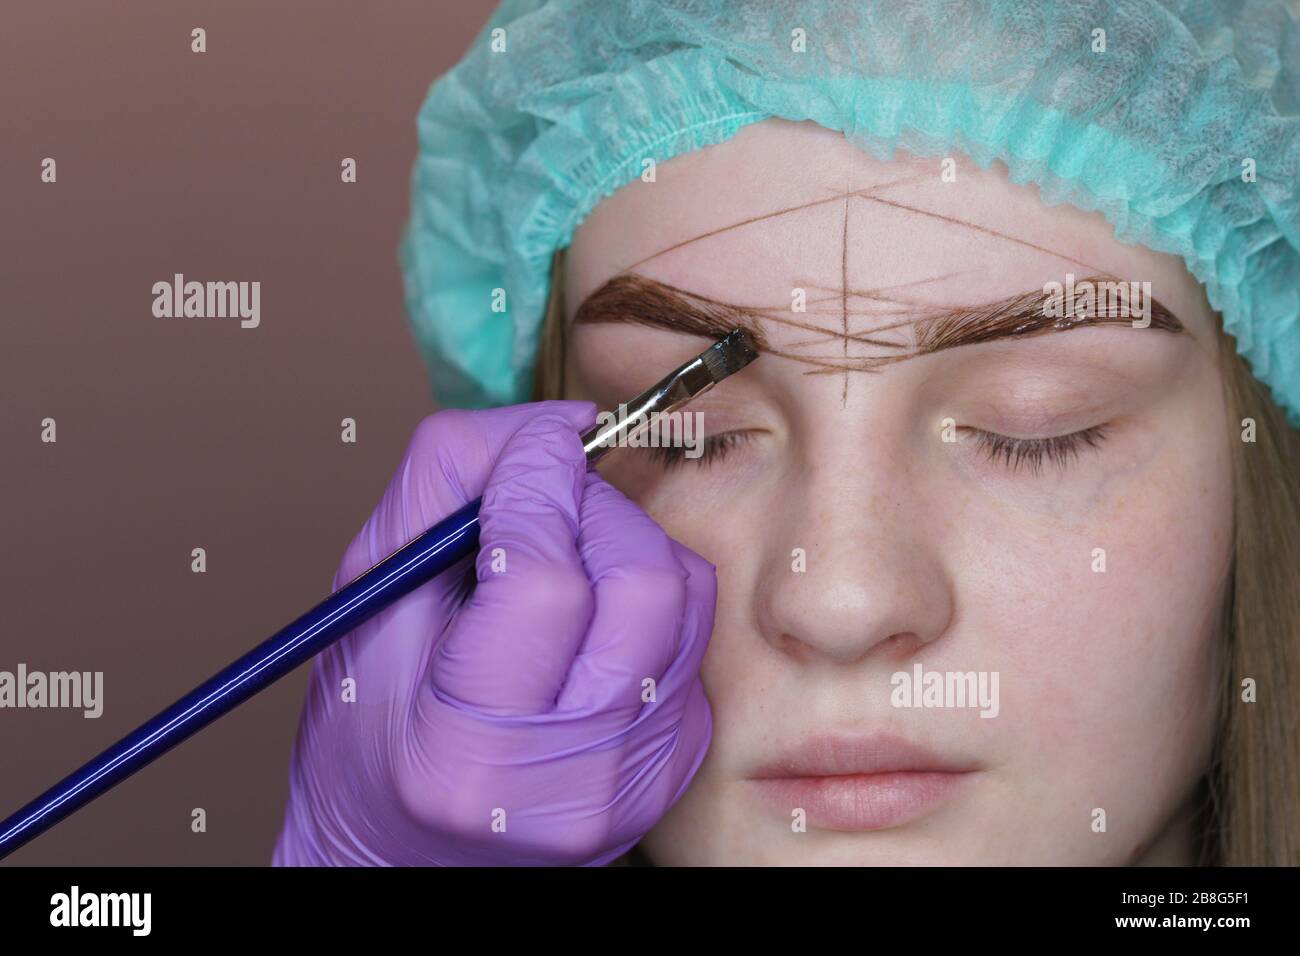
[564,119,1211,346]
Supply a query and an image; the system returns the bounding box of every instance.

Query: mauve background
[0,0,496,865]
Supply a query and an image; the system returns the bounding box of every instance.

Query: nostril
[770,630,925,666]
[772,631,812,663]
[878,633,924,659]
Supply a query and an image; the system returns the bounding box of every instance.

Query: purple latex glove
[272,401,717,866]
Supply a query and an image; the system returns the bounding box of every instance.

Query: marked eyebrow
[572,273,1186,377]
[607,176,1141,401]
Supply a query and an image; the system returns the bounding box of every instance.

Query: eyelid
[954,396,1102,438]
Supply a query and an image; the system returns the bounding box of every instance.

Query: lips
[747,733,980,831]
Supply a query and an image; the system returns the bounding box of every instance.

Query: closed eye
[644,430,752,470]
[643,424,1110,474]
[962,424,1110,475]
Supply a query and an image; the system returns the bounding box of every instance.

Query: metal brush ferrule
[581,355,717,465]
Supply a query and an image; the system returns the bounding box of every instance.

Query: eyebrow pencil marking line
[606,270,904,347]
[841,186,850,406]
[801,285,976,311]
[800,270,971,304]
[845,190,1110,274]
[622,174,928,272]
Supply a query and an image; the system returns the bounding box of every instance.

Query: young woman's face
[562,119,1233,865]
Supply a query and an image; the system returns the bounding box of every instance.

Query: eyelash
[965,424,1110,475]
[643,424,1111,475]
[644,430,752,470]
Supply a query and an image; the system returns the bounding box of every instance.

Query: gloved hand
[272,401,717,866]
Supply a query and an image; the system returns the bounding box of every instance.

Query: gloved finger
[554,471,698,715]
[332,400,597,588]
[327,401,595,694]
[427,411,594,715]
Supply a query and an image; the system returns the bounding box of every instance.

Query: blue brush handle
[0,497,484,860]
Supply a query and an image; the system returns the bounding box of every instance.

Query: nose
[754,439,955,667]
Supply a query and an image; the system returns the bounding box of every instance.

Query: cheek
[963,415,1231,843]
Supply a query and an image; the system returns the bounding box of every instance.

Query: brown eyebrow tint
[573,273,1185,378]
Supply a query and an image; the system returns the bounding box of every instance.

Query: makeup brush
[0,328,760,860]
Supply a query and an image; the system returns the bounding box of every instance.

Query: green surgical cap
[399,0,1300,426]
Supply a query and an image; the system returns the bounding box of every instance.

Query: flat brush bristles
[702,328,759,383]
